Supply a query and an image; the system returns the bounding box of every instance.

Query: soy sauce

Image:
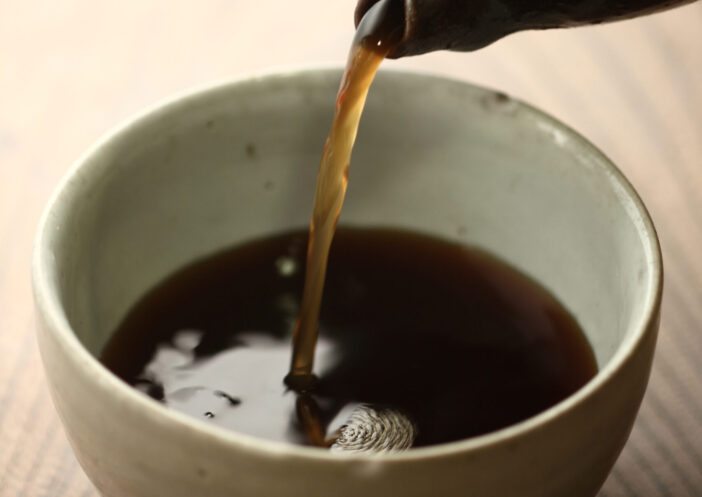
[101,228,597,447]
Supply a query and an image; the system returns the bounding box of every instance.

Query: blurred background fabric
[1,1,700,496]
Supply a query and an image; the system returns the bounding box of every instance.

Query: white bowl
[32,68,662,497]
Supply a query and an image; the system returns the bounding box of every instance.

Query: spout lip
[353,0,407,55]
[355,0,529,58]
[354,0,506,58]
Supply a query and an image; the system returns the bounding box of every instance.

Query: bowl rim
[31,65,663,463]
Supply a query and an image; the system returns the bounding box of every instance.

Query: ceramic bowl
[32,68,662,497]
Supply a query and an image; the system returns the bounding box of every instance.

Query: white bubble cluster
[331,405,416,453]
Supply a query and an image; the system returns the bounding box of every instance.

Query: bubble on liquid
[204,411,215,419]
[331,405,416,453]
[275,256,298,277]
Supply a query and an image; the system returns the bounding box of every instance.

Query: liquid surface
[102,228,598,447]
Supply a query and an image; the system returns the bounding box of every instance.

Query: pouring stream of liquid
[286,0,404,391]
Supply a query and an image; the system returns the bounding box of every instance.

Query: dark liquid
[102,228,597,447]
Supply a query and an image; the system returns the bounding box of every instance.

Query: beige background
[1,1,701,496]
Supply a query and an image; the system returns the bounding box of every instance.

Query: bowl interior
[43,68,659,374]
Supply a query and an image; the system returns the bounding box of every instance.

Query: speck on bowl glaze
[32,68,662,497]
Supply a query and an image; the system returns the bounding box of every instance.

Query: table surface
[1,2,701,496]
